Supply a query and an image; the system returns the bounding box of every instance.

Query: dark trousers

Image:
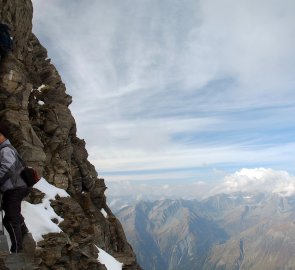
[2,187,29,253]
[0,47,8,60]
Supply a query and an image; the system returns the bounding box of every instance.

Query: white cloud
[211,168,295,197]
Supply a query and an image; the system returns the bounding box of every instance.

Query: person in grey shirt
[0,122,29,253]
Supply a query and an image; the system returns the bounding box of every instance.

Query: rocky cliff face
[0,1,141,269]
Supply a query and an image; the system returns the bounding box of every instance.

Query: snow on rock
[21,179,124,269]
[22,178,69,242]
[33,178,69,199]
[22,201,62,242]
[101,208,108,218]
[96,246,123,270]
[37,84,46,91]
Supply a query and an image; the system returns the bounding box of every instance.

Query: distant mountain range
[114,192,295,270]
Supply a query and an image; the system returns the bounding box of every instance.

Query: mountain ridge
[116,192,295,270]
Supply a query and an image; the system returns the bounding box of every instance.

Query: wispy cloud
[32,0,295,183]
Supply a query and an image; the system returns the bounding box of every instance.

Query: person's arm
[0,148,16,186]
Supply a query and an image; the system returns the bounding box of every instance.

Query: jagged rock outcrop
[0,1,141,269]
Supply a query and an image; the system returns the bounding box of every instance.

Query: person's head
[0,122,9,143]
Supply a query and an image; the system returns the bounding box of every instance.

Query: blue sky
[32,0,295,188]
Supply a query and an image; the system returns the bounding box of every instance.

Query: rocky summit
[0,1,141,269]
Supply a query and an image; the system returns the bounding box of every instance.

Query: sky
[31,0,295,190]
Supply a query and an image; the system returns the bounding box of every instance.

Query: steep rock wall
[0,1,140,269]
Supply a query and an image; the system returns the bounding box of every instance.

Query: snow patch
[96,246,123,270]
[38,100,45,105]
[37,84,46,92]
[9,70,13,81]
[22,178,69,242]
[34,177,69,199]
[101,208,108,218]
[22,201,62,242]
[19,177,123,270]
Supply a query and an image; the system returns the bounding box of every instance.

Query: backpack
[0,23,13,54]
[20,166,41,187]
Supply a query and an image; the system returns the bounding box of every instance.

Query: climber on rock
[0,22,13,60]
[0,122,30,253]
